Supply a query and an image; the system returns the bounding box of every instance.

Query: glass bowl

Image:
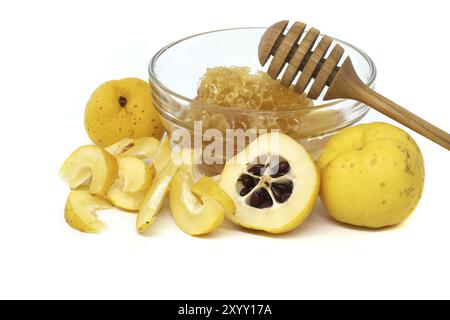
[148,27,376,173]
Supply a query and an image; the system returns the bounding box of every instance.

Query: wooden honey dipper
[259,21,450,150]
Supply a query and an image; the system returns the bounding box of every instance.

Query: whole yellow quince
[85,78,164,147]
[317,122,425,228]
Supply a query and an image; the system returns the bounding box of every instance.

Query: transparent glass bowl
[148,27,376,169]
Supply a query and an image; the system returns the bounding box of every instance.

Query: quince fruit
[85,78,164,147]
[317,122,425,228]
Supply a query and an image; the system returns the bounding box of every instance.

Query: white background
[0,0,449,300]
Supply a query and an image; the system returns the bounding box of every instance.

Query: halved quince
[219,132,320,234]
[136,152,181,233]
[169,167,233,236]
[59,145,118,195]
[65,190,113,233]
[106,156,155,211]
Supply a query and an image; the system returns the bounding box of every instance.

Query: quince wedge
[104,138,135,155]
[116,156,154,193]
[191,176,236,218]
[136,152,181,233]
[59,145,118,195]
[105,137,159,160]
[64,190,113,233]
[169,167,232,236]
[152,136,172,173]
[105,136,171,173]
[106,156,155,211]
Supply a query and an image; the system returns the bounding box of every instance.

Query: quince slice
[107,188,147,212]
[191,176,236,217]
[104,138,135,155]
[106,156,155,211]
[120,137,160,160]
[136,152,181,233]
[60,145,118,195]
[65,190,112,233]
[117,156,154,193]
[152,136,172,173]
[105,136,171,173]
[105,136,161,161]
[170,168,230,235]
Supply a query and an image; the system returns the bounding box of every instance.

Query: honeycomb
[194,67,313,110]
[183,66,343,143]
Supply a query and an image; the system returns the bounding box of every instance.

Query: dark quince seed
[259,200,273,209]
[271,181,293,203]
[270,185,283,203]
[240,174,256,188]
[278,161,290,173]
[257,189,273,208]
[270,161,290,177]
[280,192,292,203]
[248,164,266,176]
[285,180,294,192]
[271,172,281,178]
[249,188,274,209]
[270,168,282,178]
[258,188,272,201]
[249,188,272,208]
[240,187,252,197]
[249,191,262,208]
[272,181,293,193]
